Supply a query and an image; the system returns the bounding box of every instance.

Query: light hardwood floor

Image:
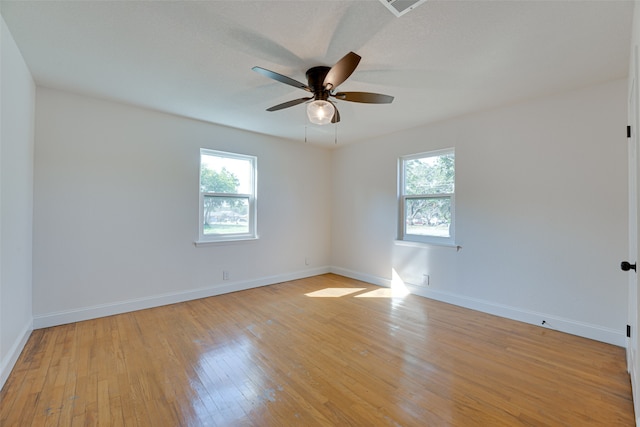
[0,274,634,426]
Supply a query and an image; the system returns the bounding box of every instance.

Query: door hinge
[627,324,631,338]
[628,125,632,138]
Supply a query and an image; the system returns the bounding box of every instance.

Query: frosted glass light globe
[306,100,335,125]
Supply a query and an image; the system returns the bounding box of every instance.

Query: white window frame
[198,149,257,244]
[399,148,455,246]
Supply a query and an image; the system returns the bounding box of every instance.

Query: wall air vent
[379,0,428,17]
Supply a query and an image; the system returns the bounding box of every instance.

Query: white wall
[0,15,35,388]
[33,88,331,325]
[331,79,628,346]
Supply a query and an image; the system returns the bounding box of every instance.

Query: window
[399,149,455,244]
[199,149,257,243]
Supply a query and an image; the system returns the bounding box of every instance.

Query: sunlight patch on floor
[305,271,409,299]
[356,277,409,298]
[355,288,394,298]
[305,288,367,297]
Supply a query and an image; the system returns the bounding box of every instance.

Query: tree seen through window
[199,150,256,240]
[401,150,455,242]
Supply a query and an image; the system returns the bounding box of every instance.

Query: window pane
[405,197,451,237]
[201,154,252,194]
[404,154,454,195]
[203,196,249,235]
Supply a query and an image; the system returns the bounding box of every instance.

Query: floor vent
[379,0,428,17]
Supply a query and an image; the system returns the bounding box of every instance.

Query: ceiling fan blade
[252,66,311,92]
[329,101,340,123]
[333,92,394,104]
[266,97,312,112]
[323,52,361,90]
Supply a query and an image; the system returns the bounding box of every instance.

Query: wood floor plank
[0,274,634,426]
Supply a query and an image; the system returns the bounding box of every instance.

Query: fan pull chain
[335,123,338,144]
[304,124,307,143]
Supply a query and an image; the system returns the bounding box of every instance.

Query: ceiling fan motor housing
[306,66,331,100]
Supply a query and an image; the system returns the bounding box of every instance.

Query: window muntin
[399,149,455,244]
[199,149,257,242]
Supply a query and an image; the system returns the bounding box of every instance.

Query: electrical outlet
[223,270,229,280]
[305,257,310,266]
[422,274,430,286]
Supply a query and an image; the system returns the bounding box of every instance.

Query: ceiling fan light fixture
[254,51,393,127]
[306,100,335,125]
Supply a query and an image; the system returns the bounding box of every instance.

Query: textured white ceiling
[1,0,634,145]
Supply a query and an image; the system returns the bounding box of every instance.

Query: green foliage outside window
[200,167,242,229]
[404,153,454,234]
[199,149,256,241]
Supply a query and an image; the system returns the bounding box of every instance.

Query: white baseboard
[33,267,330,329]
[31,264,625,346]
[1,321,33,391]
[331,266,625,347]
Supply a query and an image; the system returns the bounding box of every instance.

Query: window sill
[395,239,461,251]
[195,236,259,247]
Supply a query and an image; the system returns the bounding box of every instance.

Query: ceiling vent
[379,0,428,17]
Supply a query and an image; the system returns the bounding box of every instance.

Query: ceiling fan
[252,52,394,125]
